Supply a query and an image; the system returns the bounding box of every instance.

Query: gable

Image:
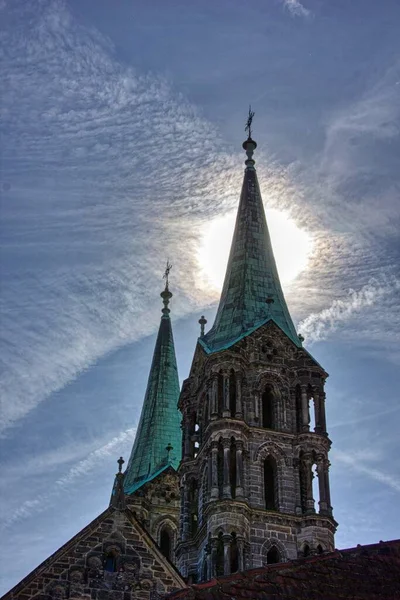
[3,507,185,600]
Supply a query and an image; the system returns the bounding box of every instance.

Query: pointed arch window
[264,456,277,510]
[303,544,310,557]
[160,528,172,561]
[262,385,274,429]
[189,479,198,536]
[217,439,224,497]
[266,546,280,564]
[216,532,224,576]
[317,544,324,555]
[229,370,237,417]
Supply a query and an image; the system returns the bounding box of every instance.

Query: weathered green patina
[124,285,182,495]
[201,137,301,353]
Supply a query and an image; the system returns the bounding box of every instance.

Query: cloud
[297,276,400,344]
[281,0,311,18]
[334,449,400,494]
[0,427,136,529]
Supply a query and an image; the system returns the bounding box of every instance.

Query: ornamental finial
[243,106,257,167]
[245,105,255,139]
[198,315,207,337]
[161,261,173,316]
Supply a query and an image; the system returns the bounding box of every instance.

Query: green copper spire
[201,118,301,353]
[124,267,182,494]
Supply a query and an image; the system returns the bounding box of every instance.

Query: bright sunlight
[198,209,313,292]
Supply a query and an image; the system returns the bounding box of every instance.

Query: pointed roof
[201,135,301,353]
[124,281,182,495]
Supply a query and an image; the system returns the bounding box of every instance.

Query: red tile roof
[169,539,400,600]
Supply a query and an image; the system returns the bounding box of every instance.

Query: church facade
[4,129,338,599]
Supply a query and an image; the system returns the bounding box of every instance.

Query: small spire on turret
[198,315,207,337]
[161,260,173,317]
[243,105,257,169]
[110,456,126,510]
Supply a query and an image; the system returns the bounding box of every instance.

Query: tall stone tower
[176,132,336,582]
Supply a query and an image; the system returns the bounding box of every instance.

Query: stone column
[235,441,244,499]
[207,453,212,501]
[314,391,321,434]
[223,534,231,575]
[223,373,231,418]
[302,454,315,513]
[253,390,260,425]
[210,538,217,577]
[316,454,327,514]
[301,385,310,432]
[293,458,303,515]
[182,486,190,540]
[211,375,218,420]
[222,440,231,498]
[235,374,243,419]
[184,415,191,459]
[324,459,332,515]
[210,442,219,499]
[320,392,327,435]
[237,538,245,572]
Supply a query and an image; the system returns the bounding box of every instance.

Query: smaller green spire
[123,267,182,494]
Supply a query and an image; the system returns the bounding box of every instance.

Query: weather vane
[163,260,172,289]
[245,105,255,139]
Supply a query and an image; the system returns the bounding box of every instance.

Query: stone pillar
[253,390,260,425]
[303,454,315,513]
[223,534,231,575]
[237,538,245,571]
[314,391,322,434]
[223,373,231,418]
[293,458,303,515]
[184,416,191,459]
[235,374,243,419]
[235,441,244,499]
[211,375,218,420]
[320,392,327,435]
[182,486,190,540]
[324,459,332,515]
[210,442,219,499]
[316,454,327,514]
[210,538,217,577]
[301,386,310,432]
[223,440,231,498]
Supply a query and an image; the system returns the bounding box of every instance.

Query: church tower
[176,125,336,581]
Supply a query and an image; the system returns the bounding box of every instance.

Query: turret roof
[123,283,181,494]
[201,137,301,353]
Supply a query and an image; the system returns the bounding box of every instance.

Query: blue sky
[1,0,400,593]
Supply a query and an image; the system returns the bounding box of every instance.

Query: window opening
[266,546,280,564]
[262,386,274,428]
[264,457,277,510]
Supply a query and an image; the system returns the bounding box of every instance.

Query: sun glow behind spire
[198,208,313,293]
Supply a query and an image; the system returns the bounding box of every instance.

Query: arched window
[217,371,224,416]
[317,544,324,555]
[262,385,274,428]
[312,463,319,513]
[104,552,117,572]
[266,546,280,564]
[160,528,172,561]
[230,532,239,574]
[216,532,224,576]
[264,457,277,510]
[230,437,237,499]
[229,370,237,417]
[303,544,310,557]
[295,384,302,433]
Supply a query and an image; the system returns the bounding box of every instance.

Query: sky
[1,0,400,593]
